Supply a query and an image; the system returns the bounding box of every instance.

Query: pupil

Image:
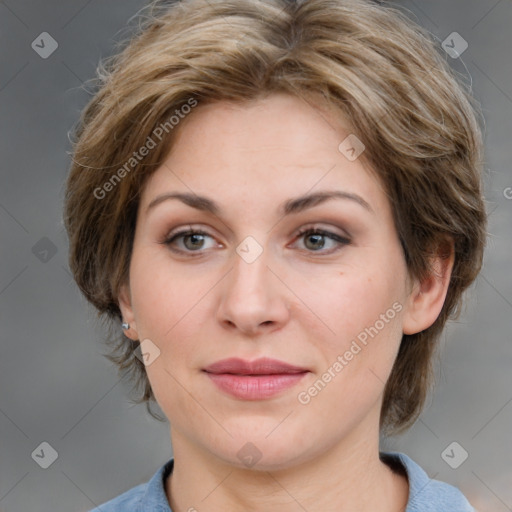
[307,234,324,250]
[187,234,204,249]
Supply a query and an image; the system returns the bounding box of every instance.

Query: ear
[118,281,139,340]
[402,237,455,335]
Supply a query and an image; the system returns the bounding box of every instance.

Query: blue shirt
[89,451,475,511]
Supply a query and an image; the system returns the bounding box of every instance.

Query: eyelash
[160,225,351,256]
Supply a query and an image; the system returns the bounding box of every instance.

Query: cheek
[295,269,406,415]
[296,274,404,420]
[128,254,218,392]
[297,264,405,351]
[129,246,204,334]
[128,252,209,417]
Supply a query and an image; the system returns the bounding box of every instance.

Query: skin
[119,92,454,512]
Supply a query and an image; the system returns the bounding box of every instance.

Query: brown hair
[63,0,487,435]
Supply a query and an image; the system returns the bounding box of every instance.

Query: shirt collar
[381,450,434,510]
[138,458,174,512]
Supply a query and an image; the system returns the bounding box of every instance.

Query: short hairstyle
[63,0,487,436]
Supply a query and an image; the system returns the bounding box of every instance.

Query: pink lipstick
[203,357,309,400]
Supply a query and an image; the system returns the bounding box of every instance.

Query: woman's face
[119,92,421,470]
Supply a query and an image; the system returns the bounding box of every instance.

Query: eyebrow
[146,190,374,217]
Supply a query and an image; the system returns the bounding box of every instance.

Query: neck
[166,421,409,512]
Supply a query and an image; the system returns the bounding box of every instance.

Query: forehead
[139,93,388,218]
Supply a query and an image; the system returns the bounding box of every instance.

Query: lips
[203,357,308,375]
[202,357,309,400]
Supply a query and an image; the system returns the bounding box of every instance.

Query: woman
[63,0,487,510]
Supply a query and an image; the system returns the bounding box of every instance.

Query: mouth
[203,357,309,375]
[202,357,310,400]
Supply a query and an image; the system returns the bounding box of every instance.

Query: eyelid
[163,224,214,240]
[291,222,351,240]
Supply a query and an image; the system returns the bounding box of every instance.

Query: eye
[161,226,219,255]
[292,227,351,254]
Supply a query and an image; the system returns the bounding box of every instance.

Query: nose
[217,240,290,336]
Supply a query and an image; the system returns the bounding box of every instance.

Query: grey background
[0,1,510,511]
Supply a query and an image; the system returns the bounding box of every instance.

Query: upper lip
[203,357,309,375]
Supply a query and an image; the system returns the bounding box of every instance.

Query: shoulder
[88,483,146,512]
[381,451,475,512]
[87,458,175,512]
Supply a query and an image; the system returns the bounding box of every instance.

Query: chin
[204,430,317,473]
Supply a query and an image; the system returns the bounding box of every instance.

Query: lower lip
[204,372,308,400]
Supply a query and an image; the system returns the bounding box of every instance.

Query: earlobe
[402,238,455,335]
[118,283,138,339]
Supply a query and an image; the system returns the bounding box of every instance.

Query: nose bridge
[218,233,289,333]
[229,234,272,300]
